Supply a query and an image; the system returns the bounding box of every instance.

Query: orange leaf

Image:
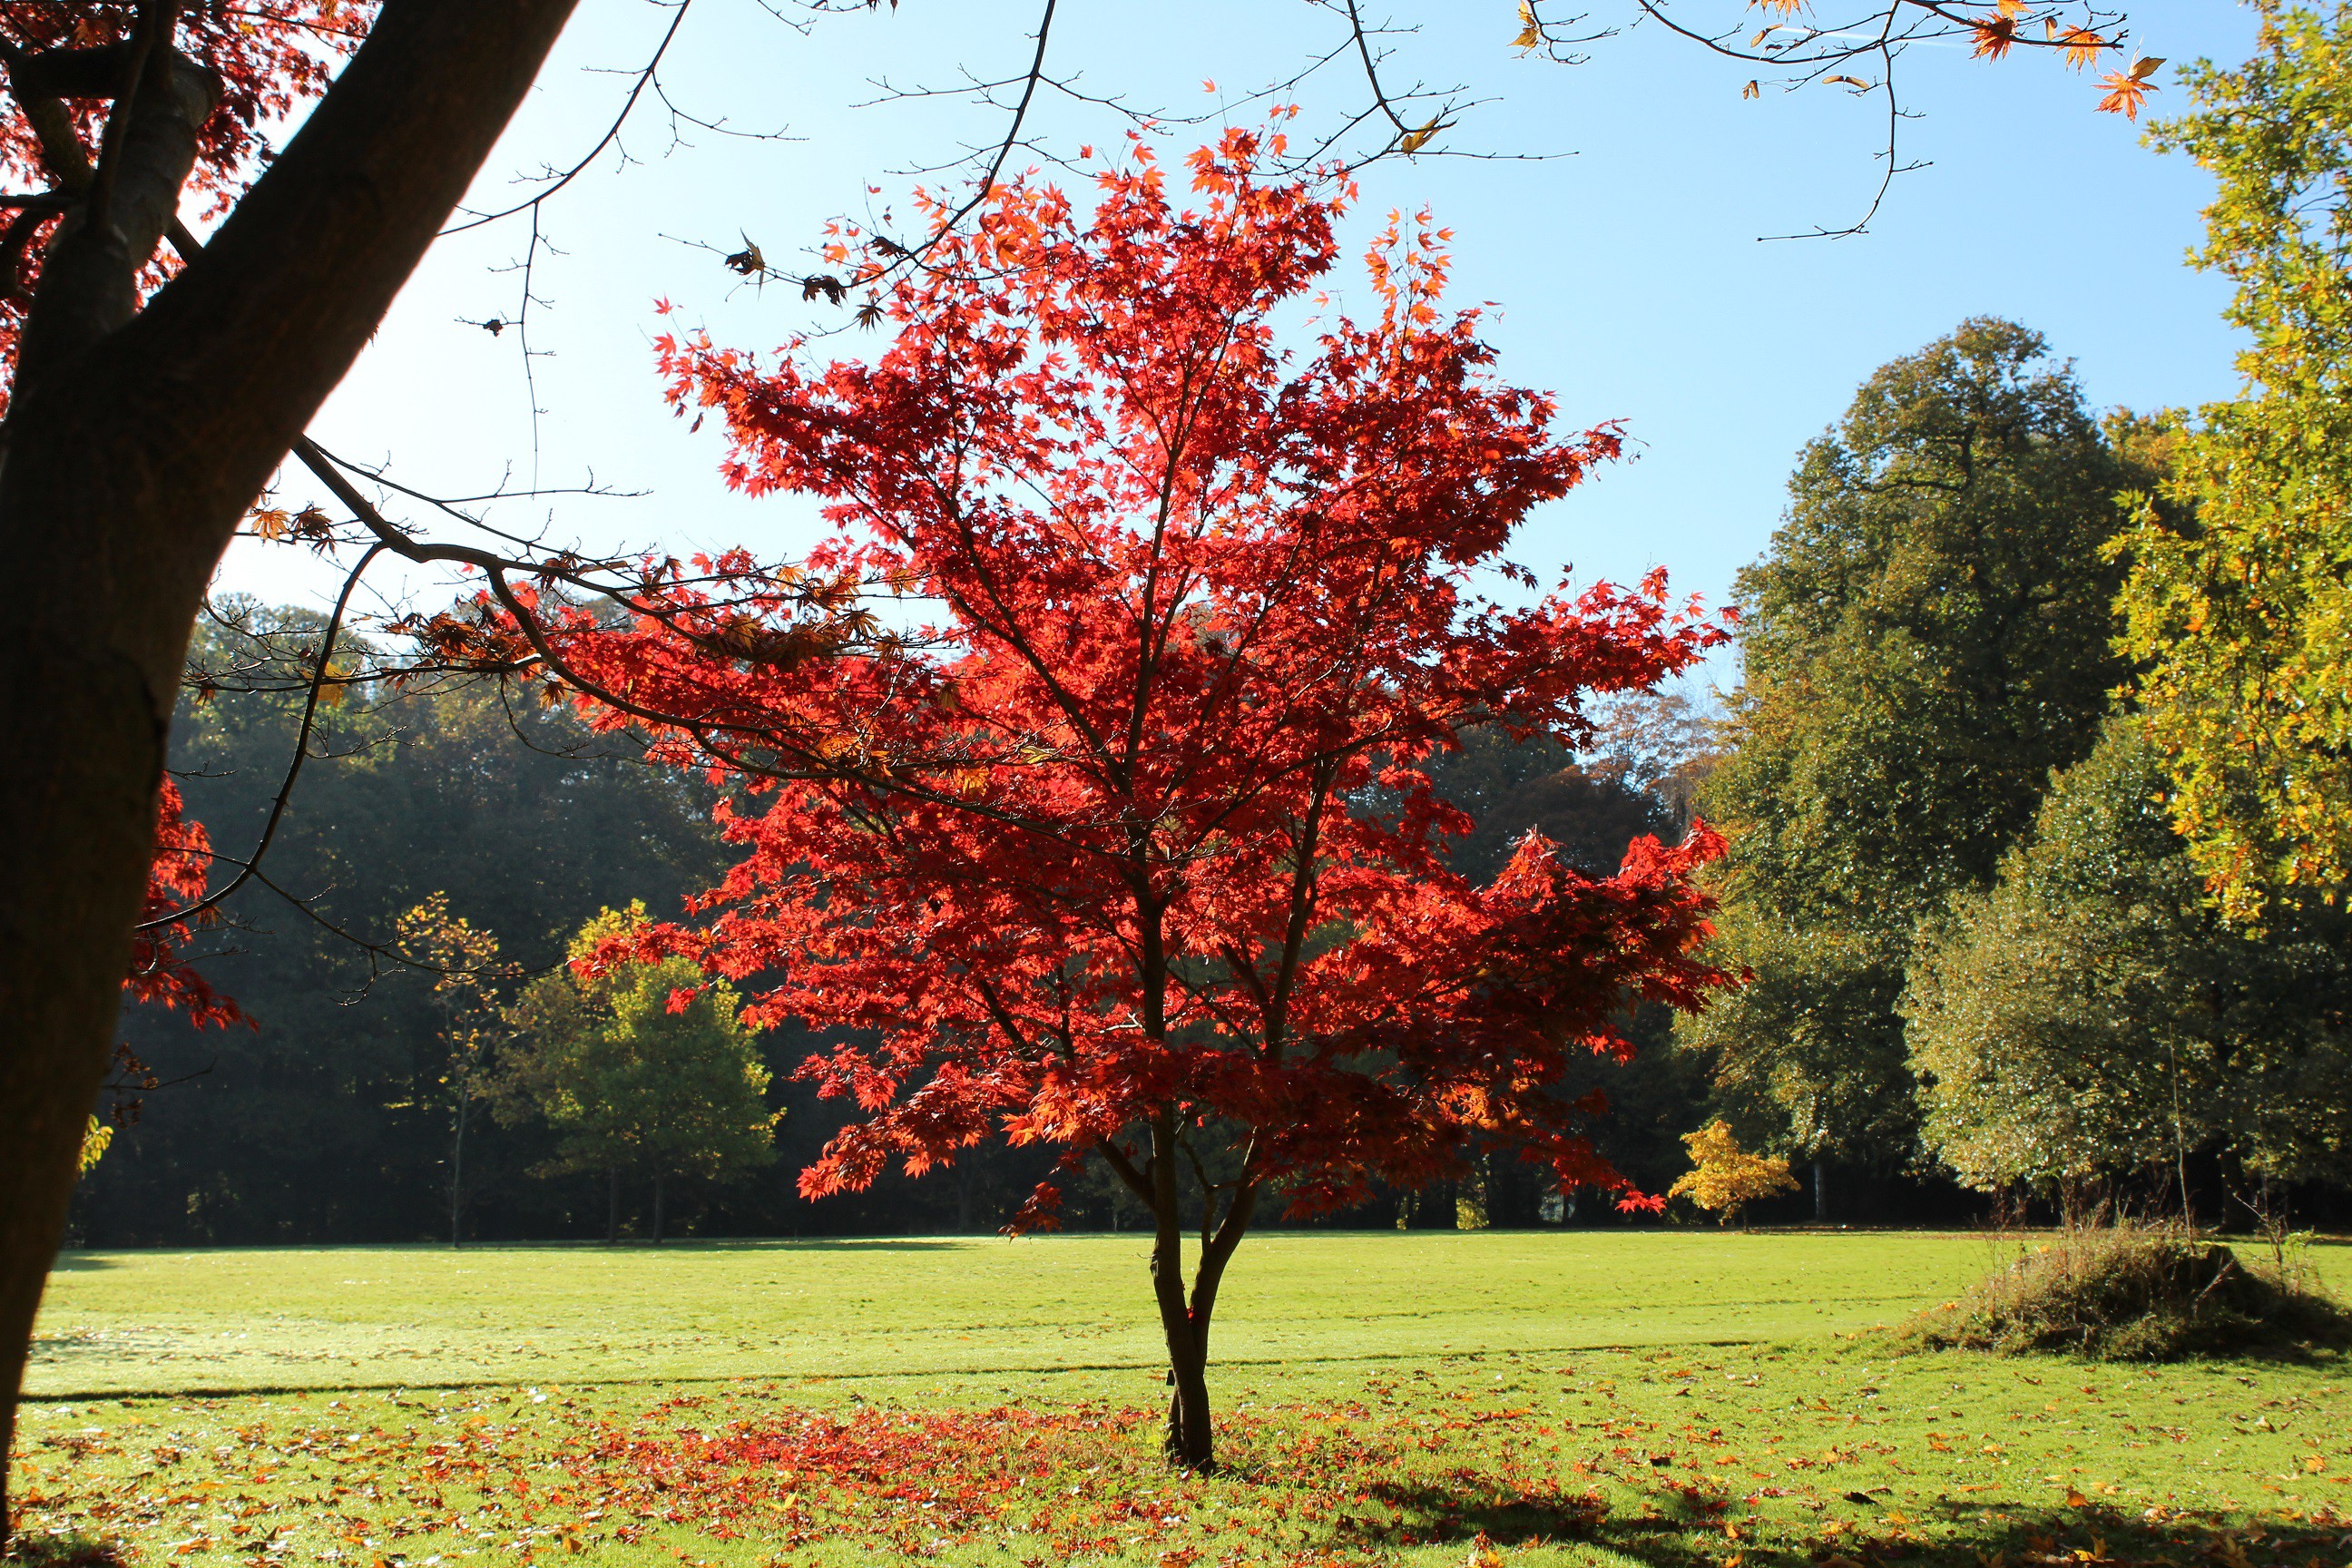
[2095,68,2156,118]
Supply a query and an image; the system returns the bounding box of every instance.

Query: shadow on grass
[1891,1502,2352,1568]
[703,1238,968,1251]
[1300,1482,2350,1568]
[1,1532,125,1566]
[44,1256,115,1272]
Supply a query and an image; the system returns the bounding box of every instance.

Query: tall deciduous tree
[1682,319,2138,1191]
[1904,717,2352,1207]
[499,906,777,1245]
[2118,1,2352,919]
[508,135,1733,1469]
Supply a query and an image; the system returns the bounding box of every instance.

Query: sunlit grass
[32,1231,2002,1396]
[13,1231,2350,1565]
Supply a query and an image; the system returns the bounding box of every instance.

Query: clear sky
[227,0,2262,694]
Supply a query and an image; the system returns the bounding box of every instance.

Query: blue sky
[229,0,2262,694]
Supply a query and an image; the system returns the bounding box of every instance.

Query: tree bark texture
[0,0,583,1533]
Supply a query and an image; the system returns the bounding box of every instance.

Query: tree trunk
[449,1089,468,1249]
[1813,1160,1829,1225]
[0,1,584,1531]
[651,1172,667,1245]
[1132,1112,1259,1474]
[605,1167,622,1245]
[1145,1114,1213,1469]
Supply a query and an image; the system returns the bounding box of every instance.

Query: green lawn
[29,1231,2014,1397]
[11,1231,2350,1568]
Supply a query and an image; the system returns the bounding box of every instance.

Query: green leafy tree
[1905,718,2352,1208]
[1685,319,2140,1197]
[2117,3,2352,919]
[499,906,779,1242]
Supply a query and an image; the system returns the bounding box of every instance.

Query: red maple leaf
[125,779,246,1030]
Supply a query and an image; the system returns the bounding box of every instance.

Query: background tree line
[1688,315,2352,1229]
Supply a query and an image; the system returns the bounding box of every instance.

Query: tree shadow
[696,1238,965,1252]
[45,1254,117,1272]
[1,1532,127,1567]
[1295,1475,1629,1553]
[1887,1500,2352,1568]
[1301,1481,2350,1568]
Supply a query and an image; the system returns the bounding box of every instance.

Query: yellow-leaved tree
[1668,1122,1798,1228]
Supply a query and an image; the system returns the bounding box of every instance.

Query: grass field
[12,1231,2351,1568]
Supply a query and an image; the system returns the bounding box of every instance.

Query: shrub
[1900,1221,2352,1360]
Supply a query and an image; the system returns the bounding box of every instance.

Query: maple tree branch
[1097,1137,1152,1204]
[1262,759,1339,1061]
[1341,0,1428,154]
[1591,0,2133,237]
[922,0,1055,262]
[0,36,102,192]
[12,38,212,393]
[266,469,1085,848]
[103,0,584,564]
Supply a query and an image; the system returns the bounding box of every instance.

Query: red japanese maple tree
[509,128,1737,1468]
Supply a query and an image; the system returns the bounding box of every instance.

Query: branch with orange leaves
[1511,0,2151,237]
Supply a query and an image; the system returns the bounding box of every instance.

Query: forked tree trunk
[1138,1112,1257,1472]
[0,0,583,1533]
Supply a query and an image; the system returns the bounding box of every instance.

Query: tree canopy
[2118,1,2352,918]
[1682,318,2141,1176]
[500,906,778,1244]
[1905,717,2352,1201]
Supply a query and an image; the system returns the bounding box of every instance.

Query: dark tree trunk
[0,0,583,1532]
[605,1167,622,1245]
[1813,1160,1829,1225]
[651,1172,667,1245]
[1143,1113,1210,1466]
[449,1090,469,1249]
[1127,1112,1257,1473]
